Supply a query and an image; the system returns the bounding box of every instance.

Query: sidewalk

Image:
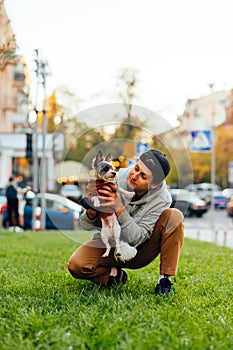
[184,209,233,249]
[184,226,233,248]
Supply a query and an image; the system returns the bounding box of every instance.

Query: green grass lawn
[0,230,232,350]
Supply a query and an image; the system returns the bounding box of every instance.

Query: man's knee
[160,208,184,234]
[68,257,82,278]
[68,254,96,279]
[163,207,183,219]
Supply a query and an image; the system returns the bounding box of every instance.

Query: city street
[184,208,233,248]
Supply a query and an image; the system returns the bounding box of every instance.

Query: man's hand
[97,185,125,216]
[84,180,117,217]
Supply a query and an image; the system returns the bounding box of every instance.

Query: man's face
[127,160,156,195]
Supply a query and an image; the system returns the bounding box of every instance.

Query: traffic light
[26,133,33,159]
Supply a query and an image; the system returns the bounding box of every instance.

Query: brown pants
[68,208,184,285]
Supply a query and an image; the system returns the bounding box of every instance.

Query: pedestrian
[68,149,184,296]
[5,176,20,231]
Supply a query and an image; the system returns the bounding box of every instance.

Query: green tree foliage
[112,116,145,142]
[150,134,194,187]
[50,87,104,165]
[151,135,180,186]
[215,124,233,187]
[185,125,233,186]
[65,120,105,165]
[189,152,211,183]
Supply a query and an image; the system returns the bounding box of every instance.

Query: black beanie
[139,149,170,184]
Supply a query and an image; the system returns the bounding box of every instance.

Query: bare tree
[117,68,138,124]
[0,35,17,71]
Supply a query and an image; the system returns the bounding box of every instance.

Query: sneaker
[107,268,128,288]
[15,226,24,233]
[154,277,173,296]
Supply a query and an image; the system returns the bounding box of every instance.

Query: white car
[42,193,83,221]
[222,188,233,199]
[60,185,81,200]
[23,192,83,230]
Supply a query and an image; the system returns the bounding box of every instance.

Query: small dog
[81,151,137,262]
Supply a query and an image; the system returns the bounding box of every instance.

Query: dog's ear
[105,154,112,163]
[93,150,104,167]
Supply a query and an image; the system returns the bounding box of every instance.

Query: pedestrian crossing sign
[189,130,213,152]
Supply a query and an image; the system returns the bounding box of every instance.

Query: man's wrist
[115,208,125,217]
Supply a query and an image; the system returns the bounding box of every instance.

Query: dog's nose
[111,171,117,177]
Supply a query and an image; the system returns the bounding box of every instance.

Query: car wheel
[196,213,203,218]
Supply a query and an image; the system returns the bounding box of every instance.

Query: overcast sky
[5,0,233,126]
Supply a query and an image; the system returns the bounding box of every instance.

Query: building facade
[0,1,64,191]
[177,90,229,147]
[0,0,30,133]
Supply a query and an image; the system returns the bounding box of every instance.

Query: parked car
[185,183,222,206]
[212,191,228,209]
[169,189,208,217]
[60,184,82,203]
[184,184,197,193]
[222,188,233,199]
[226,196,233,217]
[3,193,83,230]
[0,194,7,214]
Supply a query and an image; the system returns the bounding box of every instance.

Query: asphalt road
[184,207,233,248]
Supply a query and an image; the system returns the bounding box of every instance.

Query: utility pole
[40,60,49,230]
[208,82,217,232]
[209,83,216,208]
[32,50,49,231]
[32,49,40,231]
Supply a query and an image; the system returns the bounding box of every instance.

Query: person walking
[5,176,20,231]
[68,150,184,296]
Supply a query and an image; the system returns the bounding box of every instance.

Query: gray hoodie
[80,167,172,247]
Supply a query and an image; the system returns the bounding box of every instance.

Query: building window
[14,62,25,82]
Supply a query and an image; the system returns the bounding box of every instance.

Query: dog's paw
[114,250,121,260]
[117,241,137,262]
[102,248,111,258]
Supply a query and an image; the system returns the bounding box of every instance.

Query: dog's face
[92,151,117,182]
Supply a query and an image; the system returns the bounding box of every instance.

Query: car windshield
[61,185,80,195]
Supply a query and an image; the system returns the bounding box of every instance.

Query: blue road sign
[189,130,213,152]
[136,142,149,155]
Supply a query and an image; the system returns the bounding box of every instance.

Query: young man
[68,149,184,296]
